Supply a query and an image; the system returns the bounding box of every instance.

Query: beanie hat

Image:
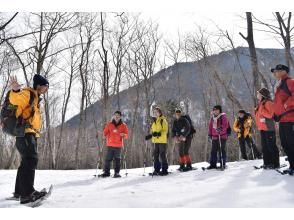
[238,109,247,114]
[33,74,49,89]
[258,88,271,100]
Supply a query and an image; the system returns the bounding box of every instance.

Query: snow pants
[14,133,38,198]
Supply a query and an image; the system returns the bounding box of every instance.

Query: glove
[152,132,161,137]
[216,127,222,133]
[208,135,212,142]
[145,134,152,140]
[179,135,186,141]
[273,114,280,122]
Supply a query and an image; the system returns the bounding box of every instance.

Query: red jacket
[273,75,294,122]
[255,100,275,131]
[103,120,128,148]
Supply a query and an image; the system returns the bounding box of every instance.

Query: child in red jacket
[100,111,128,178]
[255,88,279,169]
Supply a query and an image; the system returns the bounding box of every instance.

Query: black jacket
[172,116,191,137]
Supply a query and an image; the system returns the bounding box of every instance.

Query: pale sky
[141,12,284,50]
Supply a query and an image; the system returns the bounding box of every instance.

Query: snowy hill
[1,157,294,208]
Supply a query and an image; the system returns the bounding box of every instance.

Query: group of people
[206,64,294,173]
[2,63,294,204]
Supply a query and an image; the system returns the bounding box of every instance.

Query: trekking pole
[250,140,256,160]
[94,135,104,177]
[143,140,148,176]
[152,142,155,178]
[218,134,224,169]
[122,139,128,177]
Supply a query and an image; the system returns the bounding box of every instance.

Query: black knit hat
[213,105,222,113]
[238,109,247,114]
[258,88,271,100]
[271,64,289,73]
[33,74,49,89]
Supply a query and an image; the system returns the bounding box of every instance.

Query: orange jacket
[103,120,128,148]
[255,100,275,131]
[9,88,42,137]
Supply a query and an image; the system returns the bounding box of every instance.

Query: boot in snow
[20,190,47,204]
[99,172,110,178]
[113,173,121,178]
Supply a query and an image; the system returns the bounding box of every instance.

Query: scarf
[212,113,225,129]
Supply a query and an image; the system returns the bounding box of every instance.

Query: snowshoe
[149,171,160,176]
[113,173,121,178]
[202,165,217,171]
[159,170,169,176]
[5,193,20,201]
[21,190,47,204]
[24,185,53,208]
[177,164,186,172]
[98,172,111,178]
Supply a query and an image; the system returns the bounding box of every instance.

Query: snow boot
[159,170,169,176]
[287,168,294,176]
[99,172,111,178]
[113,173,121,178]
[150,170,160,176]
[206,165,217,170]
[184,163,193,171]
[177,164,185,172]
[20,190,47,204]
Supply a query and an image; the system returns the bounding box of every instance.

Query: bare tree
[253,12,294,70]
[75,13,99,169]
[239,12,264,105]
[109,13,137,109]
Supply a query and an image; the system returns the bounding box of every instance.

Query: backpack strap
[23,90,36,120]
[275,78,294,121]
[280,78,292,97]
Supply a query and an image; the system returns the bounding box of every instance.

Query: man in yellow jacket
[145,107,169,175]
[233,110,261,160]
[7,74,49,204]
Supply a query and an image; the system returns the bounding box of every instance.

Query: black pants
[14,133,38,198]
[279,122,294,169]
[239,136,261,160]
[104,147,122,174]
[178,136,192,157]
[210,139,226,167]
[153,143,168,172]
[260,130,280,167]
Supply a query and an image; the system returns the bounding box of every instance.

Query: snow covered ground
[0,157,294,208]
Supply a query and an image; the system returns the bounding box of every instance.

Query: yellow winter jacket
[9,87,42,137]
[151,116,168,144]
[233,116,253,139]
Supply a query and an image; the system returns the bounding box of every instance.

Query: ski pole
[143,140,148,176]
[122,139,128,177]
[152,142,155,178]
[218,134,224,169]
[94,145,103,177]
[250,139,256,160]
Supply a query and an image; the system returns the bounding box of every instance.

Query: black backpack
[221,115,232,136]
[183,114,196,136]
[0,90,35,137]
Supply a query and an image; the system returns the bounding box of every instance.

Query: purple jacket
[208,113,229,140]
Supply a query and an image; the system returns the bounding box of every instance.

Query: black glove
[216,127,222,133]
[273,114,280,122]
[145,134,152,140]
[152,132,161,137]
